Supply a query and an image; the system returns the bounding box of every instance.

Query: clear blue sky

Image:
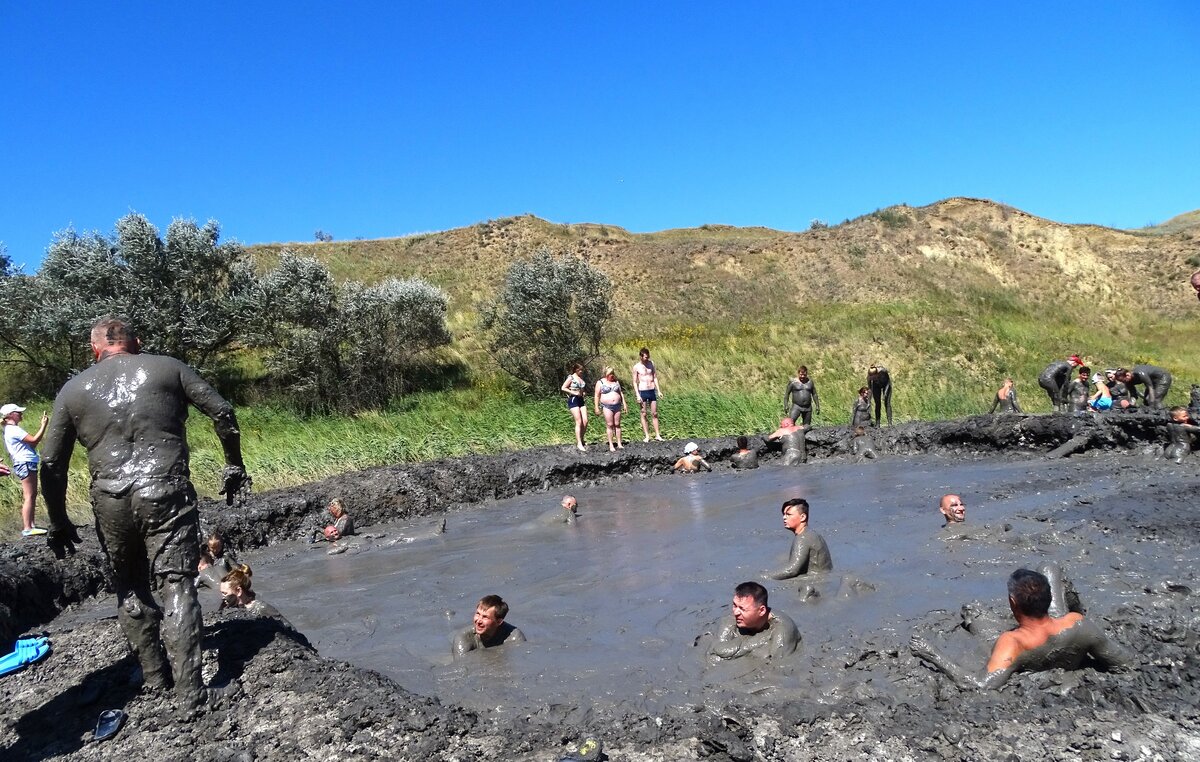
[3,2,1197,268]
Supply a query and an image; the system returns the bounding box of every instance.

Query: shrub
[480,249,613,394]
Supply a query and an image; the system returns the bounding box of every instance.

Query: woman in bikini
[560,363,589,452]
[593,367,628,452]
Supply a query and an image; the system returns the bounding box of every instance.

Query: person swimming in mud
[314,498,355,542]
[453,595,526,656]
[867,364,893,426]
[851,426,877,459]
[730,435,759,469]
[1163,406,1200,463]
[673,442,712,472]
[766,418,806,466]
[782,365,820,428]
[766,498,833,597]
[988,377,1021,414]
[909,565,1131,690]
[709,581,800,661]
[938,494,966,526]
[539,494,578,525]
[1038,355,1083,412]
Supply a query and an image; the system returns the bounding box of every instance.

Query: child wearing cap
[2,403,50,537]
[673,442,712,473]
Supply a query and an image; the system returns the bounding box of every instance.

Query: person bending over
[710,581,800,661]
[453,595,526,657]
[910,566,1131,690]
[1037,355,1083,412]
[867,364,893,426]
[1130,364,1172,410]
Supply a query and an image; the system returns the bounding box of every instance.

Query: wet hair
[329,498,346,516]
[1169,406,1189,420]
[90,315,138,346]
[734,581,768,609]
[1007,569,1051,617]
[736,435,749,449]
[1078,365,1091,376]
[781,497,809,518]
[222,563,253,592]
[797,365,808,375]
[858,386,869,395]
[206,533,225,557]
[478,594,509,619]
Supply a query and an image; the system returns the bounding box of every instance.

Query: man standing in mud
[910,566,1131,690]
[1130,364,1172,410]
[783,365,820,427]
[710,581,800,661]
[39,316,250,708]
[867,364,893,426]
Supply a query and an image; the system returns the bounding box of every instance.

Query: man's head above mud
[731,581,770,633]
[1007,568,1052,618]
[473,595,509,639]
[89,315,141,359]
[939,494,966,524]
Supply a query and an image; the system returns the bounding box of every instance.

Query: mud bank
[3,412,1199,761]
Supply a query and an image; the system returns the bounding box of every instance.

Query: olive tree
[480,249,613,394]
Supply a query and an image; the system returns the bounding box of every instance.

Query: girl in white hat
[2,403,49,536]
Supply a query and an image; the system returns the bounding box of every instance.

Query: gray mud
[3,413,1199,760]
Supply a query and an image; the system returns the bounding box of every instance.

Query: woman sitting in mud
[910,564,1131,690]
[1163,406,1200,463]
[313,498,355,542]
[766,418,806,465]
[220,564,291,626]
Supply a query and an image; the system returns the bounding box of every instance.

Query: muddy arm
[1077,620,1134,670]
[710,620,744,660]
[1012,389,1022,413]
[988,394,1000,414]
[767,541,808,580]
[909,634,1012,691]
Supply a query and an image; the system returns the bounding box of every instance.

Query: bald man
[939,494,966,527]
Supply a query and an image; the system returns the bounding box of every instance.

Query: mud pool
[243,454,1179,716]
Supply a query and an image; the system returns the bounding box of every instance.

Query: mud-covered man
[39,316,250,707]
[783,366,820,428]
[766,418,807,466]
[453,594,527,656]
[767,498,833,580]
[710,581,800,661]
[1163,406,1200,463]
[1037,355,1083,412]
[1130,364,1173,410]
[910,565,1131,690]
[538,494,578,525]
[867,364,893,426]
[938,494,966,527]
[729,435,759,469]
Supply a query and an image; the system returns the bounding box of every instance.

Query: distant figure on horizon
[989,378,1022,414]
[783,366,821,428]
[867,364,893,426]
[1037,355,1083,412]
[632,348,664,442]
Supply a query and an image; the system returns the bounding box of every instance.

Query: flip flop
[94,709,126,741]
[0,637,51,677]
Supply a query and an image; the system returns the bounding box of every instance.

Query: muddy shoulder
[2,413,1199,761]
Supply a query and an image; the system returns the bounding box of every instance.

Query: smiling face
[473,604,503,639]
[940,494,966,523]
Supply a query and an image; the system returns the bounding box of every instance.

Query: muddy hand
[219,465,252,505]
[48,524,82,558]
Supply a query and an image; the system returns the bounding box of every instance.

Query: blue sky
[2,2,1197,268]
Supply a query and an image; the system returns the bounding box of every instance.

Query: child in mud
[1088,372,1113,411]
[909,564,1131,690]
[851,426,877,459]
[1163,406,1200,463]
[988,378,1021,415]
[730,436,759,469]
[313,498,355,542]
[197,533,237,590]
[767,418,807,465]
[453,595,526,656]
[673,442,712,473]
[709,581,800,662]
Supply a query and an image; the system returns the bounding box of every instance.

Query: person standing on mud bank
[783,366,821,428]
[938,494,966,526]
[766,498,833,582]
[453,595,526,656]
[766,418,807,465]
[710,581,800,661]
[632,348,663,442]
[561,363,589,452]
[988,378,1021,415]
[593,367,628,452]
[1163,406,1200,463]
[1037,355,1083,412]
[1130,364,1172,410]
[867,364,893,426]
[38,316,250,708]
[850,386,872,429]
[910,566,1131,690]
[2,403,50,537]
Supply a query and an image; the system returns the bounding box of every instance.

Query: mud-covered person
[38,315,250,708]
[219,564,291,627]
[1163,406,1200,463]
[783,365,820,428]
[730,436,759,469]
[867,364,893,426]
[1108,368,1136,411]
[710,581,800,661]
[766,498,833,583]
[851,426,877,459]
[197,533,237,590]
[453,595,527,657]
[988,377,1021,415]
[850,386,872,429]
[673,441,712,473]
[1037,354,1082,412]
[313,498,355,542]
[766,417,807,466]
[910,566,1131,690]
[938,493,966,527]
[538,494,578,525]
[1130,364,1173,410]
[1066,365,1092,413]
[632,347,664,442]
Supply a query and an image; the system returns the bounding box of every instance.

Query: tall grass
[5,301,1200,539]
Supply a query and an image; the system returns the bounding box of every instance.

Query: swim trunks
[567,396,585,409]
[1090,397,1113,411]
[12,462,37,480]
[639,389,657,403]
